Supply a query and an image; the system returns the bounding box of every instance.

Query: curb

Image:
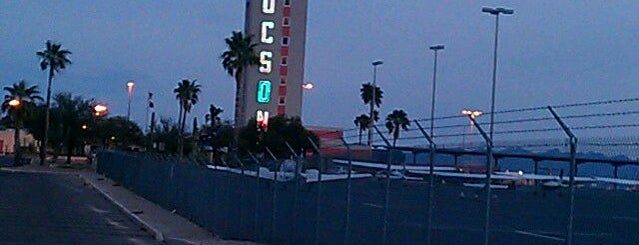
[0,167,74,175]
[78,173,165,242]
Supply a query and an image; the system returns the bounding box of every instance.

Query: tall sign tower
[239,0,308,127]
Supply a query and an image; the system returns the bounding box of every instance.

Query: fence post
[339,136,353,245]
[372,125,392,245]
[307,136,323,245]
[547,106,577,245]
[233,153,247,236]
[283,141,301,244]
[466,116,494,245]
[414,120,437,245]
[247,151,262,242]
[264,146,278,244]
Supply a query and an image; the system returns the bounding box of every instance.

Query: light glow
[260,21,275,44]
[257,110,270,130]
[259,51,273,74]
[302,83,314,90]
[262,0,275,14]
[462,109,483,118]
[94,104,108,117]
[8,99,20,107]
[257,80,272,103]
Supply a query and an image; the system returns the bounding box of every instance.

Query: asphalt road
[0,171,159,245]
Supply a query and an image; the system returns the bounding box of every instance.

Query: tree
[51,93,93,164]
[36,40,72,164]
[360,83,383,145]
[239,115,319,159]
[94,116,144,149]
[353,112,377,145]
[221,31,260,146]
[174,79,201,157]
[151,117,180,153]
[2,80,42,164]
[385,110,410,147]
[208,104,224,130]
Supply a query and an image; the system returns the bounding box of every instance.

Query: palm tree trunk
[180,109,188,157]
[40,69,53,165]
[233,72,243,150]
[393,126,399,147]
[368,102,373,146]
[177,104,184,157]
[358,129,362,145]
[14,123,21,165]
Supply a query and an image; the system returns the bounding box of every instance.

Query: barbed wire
[336,97,639,137]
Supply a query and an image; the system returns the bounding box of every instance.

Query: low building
[0,129,35,154]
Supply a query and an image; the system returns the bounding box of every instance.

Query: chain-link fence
[97,98,639,244]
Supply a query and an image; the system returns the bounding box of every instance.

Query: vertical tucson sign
[240,0,308,127]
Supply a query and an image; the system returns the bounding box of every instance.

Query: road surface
[0,171,159,244]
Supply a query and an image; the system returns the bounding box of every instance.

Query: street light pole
[482,7,513,141]
[368,60,383,146]
[126,80,135,121]
[9,98,21,165]
[426,44,443,245]
[481,7,513,245]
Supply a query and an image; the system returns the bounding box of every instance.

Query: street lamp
[482,6,513,140]
[94,103,108,117]
[426,44,443,245]
[126,80,135,120]
[481,9,512,244]
[9,98,21,165]
[302,82,314,91]
[462,109,483,146]
[368,60,383,146]
[8,99,21,107]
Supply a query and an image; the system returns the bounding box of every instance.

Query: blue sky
[2,1,639,135]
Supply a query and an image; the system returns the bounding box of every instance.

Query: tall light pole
[426,44,443,245]
[368,60,383,146]
[126,80,135,121]
[482,6,513,140]
[9,98,21,165]
[481,7,513,245]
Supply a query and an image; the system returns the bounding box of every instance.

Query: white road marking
[515,230,565,242]
[362,203,383,209]
[87,205,110,214]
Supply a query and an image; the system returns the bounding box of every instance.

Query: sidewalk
[1,163,255,245]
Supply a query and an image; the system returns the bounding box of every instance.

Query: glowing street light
[126,80,135,120]
[302,82,314,90]
[94,103,108,117]
[462,109,483,119]
[8,98,21,107]
[81,124,88,130]
[461,109,483,149]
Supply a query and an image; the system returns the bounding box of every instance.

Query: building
[239,0,308,126]
[0,129,35,154]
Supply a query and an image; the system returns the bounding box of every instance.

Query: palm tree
[208,104,224,130]
[385,110,410,147]
[353,111,378,145]
[2,80,43,164]
[51,93,93,164]
[174,79,201,156]
[221,31,260,146]
[360,83,383,145]
[353,114,369,145]
[36,40,72,164]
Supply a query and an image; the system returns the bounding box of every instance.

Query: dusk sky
[2,1,639,133]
